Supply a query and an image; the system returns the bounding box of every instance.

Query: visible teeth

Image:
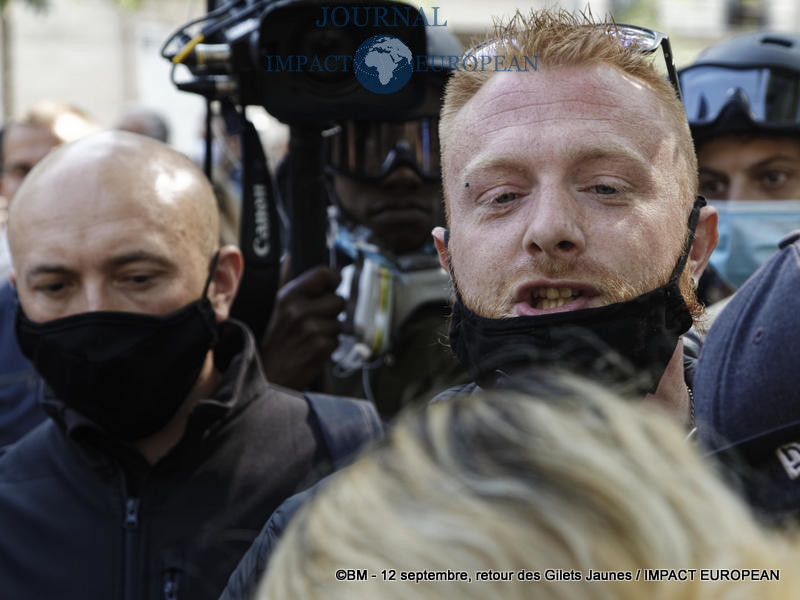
[531,287,581,309]
[536,298,568,309]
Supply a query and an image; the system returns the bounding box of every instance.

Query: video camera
[164,0,433,123]
[162,0,446,340]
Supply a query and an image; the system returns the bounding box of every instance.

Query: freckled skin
[435,65,688,318]
[431,63,719,424]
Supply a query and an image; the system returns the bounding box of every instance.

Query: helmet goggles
[325,117,441,181]
[680,65,800,128]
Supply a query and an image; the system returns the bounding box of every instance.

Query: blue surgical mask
[710,200,800,289]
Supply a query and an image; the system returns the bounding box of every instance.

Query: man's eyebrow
[25,264,73,280]
[748,154,800,171]
[698,166,727,179]
[105,251,174,269]
[461,145,652,184]
[461,154,530,183]
[24,252,173,282]
[564,145,651,171]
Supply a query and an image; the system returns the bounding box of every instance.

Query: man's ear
[689,205,719,281]
[432,226,450,274]
[208,245,244,322]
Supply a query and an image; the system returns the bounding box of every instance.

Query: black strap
[669,195,707,283]
[286,126,330,279]
[227,101,282,341]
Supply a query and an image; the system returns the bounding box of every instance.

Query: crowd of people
[1,4,799,599]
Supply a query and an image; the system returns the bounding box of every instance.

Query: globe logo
[353,35,414,94]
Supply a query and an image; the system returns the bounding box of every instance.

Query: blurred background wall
[1,0,798,156]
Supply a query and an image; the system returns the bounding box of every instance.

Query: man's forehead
[24,248,175,274]
[18,139,186,203]
[443,64,675,178]
[13,203,190,282]
[460,64,661,130]
[12,159,175,236]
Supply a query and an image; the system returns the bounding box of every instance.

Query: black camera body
[165,0,449,337]
[177,0,432,123]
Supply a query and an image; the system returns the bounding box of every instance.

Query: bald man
[0,131,376,600]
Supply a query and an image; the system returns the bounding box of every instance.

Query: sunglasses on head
[468,23,682,101]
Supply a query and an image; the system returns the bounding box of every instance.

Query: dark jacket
[0,320,332,600]
[219,392,385,600]
[0,280,46,448]
[219,482,321,600]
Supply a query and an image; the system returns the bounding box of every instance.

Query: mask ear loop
[668,196,707,283]
[202,250,222,299]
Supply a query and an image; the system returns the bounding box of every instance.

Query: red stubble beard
[446,245,703,323]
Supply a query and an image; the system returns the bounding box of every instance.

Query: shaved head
[9,131,219,267]
[8,131,238,323]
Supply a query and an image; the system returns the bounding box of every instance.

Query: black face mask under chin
[448,197,706,394]
[15,254,221,442]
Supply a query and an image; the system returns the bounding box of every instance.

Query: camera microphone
[169,43,232,72]
[176,75,237,97]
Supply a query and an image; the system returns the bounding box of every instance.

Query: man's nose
[521,189,585,259]
[80,285,114,314]
[724,176,749,202]
[381,164,424,190]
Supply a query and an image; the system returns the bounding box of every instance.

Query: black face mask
[15,255,221,442]
[448,197,706,393]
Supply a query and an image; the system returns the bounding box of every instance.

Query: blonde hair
[7,100,100,144]
[259,372,799,600]
[439,8,697,217]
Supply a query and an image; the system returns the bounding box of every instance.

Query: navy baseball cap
[694,230,800,520]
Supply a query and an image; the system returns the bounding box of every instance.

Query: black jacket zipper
[122,496,140,600]
[163,568,180,600]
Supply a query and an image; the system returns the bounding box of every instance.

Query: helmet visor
[325,117,441,180]
[681,66,800,127]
